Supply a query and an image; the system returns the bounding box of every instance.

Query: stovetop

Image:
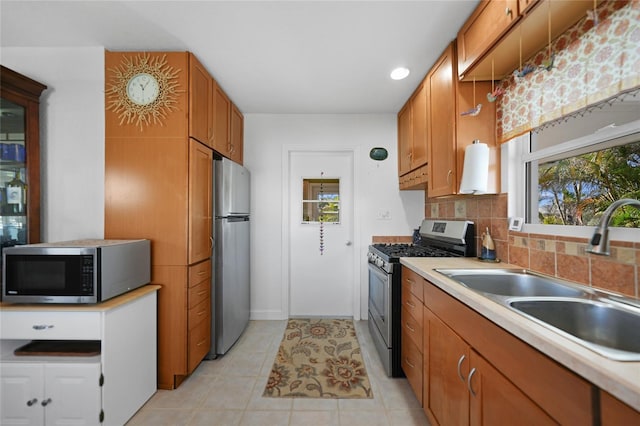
[370,243,457,261]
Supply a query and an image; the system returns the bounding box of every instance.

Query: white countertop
[400,257,640,412]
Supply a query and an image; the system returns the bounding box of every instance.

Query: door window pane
[302,178,340,223]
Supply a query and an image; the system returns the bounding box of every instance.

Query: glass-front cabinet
[0,66,46,251]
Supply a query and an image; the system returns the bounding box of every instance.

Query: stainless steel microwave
[2,239,150,304]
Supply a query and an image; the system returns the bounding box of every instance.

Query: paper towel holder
[459,139,489,194]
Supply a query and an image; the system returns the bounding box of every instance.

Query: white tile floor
[126,320,430,426]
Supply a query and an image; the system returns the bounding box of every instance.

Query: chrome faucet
[587,198,640,256]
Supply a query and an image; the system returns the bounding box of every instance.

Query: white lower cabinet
[1,361,101,425]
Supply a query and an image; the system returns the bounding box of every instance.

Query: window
[505,95,640,241]
[302,178,340,224]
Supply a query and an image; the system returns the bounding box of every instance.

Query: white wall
[1,47,105,242]
[244,114,425,319]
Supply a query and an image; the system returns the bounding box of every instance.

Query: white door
[289,151,354,317]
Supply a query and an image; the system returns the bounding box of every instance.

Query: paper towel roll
[459,141,489,194]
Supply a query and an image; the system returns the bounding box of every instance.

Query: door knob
[346,241,352,246]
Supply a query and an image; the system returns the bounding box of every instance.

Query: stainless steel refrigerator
[208,157,250,356]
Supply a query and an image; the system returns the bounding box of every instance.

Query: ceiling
[0,0,479,114]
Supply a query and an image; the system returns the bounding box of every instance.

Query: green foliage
[537,141,640,227]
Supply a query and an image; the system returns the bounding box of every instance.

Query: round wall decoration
[106,53,181,130]
[369,147,388,161]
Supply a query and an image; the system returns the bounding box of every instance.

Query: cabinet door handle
[26,398,38,407]
[32,324,54,330]
[446,169,453,184]
[405,323,415,333]
[406,279,415,285]
[467,367,477,397]
[41,398,52,407]
[505,7,512,16]
[405,358,415,369]
[457,354,467,382]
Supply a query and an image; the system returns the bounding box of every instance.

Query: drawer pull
[198,270,207,275]
[197,339,207,347]
[41,398,52,407]
[198,310,206,316]
[406,279,415,285]
[405,358,415,369]
[405,323,415,332]
[32,324,54,330]
[457,354,467,382]
[505,7,512,16]
[26,398,38,407]
[406,301,416,309]
[197,290,207,296]
[467,368,477,397]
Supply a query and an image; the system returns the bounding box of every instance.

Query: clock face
[126,73,160,106]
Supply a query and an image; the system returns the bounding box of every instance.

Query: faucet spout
[587,198,640,256]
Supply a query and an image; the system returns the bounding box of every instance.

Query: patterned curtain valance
[497,0,640,143]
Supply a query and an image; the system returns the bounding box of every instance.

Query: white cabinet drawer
[0,311,101,340]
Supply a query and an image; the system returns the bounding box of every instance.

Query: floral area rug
[263,318,373,398]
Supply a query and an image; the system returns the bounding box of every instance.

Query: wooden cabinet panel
[398,103,412,176]
[213,83,231,157]
[105,137,189,266]
[188,54,214,148]
[428,44,457,198]
[401,334,423,403]
[468,350,555,426]
[188,139,213,265]
[188,297,210,331]
[411,82,428,169]
[188,278,210,309]
[402,267,424,302]
[402,306,423,351]
[188,259,211,287]
[427,312,470,426]
[188,318,211,373]
[230,103,244,164]
[402,288,423,326]
[600,391,640,425]
[425,281,593,425]
[457,0,520,78]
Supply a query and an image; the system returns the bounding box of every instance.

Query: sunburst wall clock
[106,53,181,130]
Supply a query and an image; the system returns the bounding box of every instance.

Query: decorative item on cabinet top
[106,52,182,130]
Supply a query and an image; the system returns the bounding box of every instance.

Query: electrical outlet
[377,210,391,220]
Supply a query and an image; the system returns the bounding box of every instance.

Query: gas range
[367,220,476,271]
[367,219,475,377]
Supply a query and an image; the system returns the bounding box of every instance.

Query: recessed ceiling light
[390,67,410,80]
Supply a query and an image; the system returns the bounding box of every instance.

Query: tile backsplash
[426,193,639,298]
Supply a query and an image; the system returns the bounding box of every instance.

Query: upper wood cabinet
[0,66,46,248]
[458,0,598,80]
[457,0,520,79]
[427,45,457,197]
[230,103,244,165]
[189,54,214,148]
[397,80,428,185]
[426,43,499,198]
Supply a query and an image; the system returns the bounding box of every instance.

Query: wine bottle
[6,170,26,214]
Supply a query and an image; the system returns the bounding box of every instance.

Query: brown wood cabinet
[105,51,213,389]
[213,82,231,158]
[230,103,244,164]
[400,266,595,425]
[600,391,640,425]
[426,43,499,198]
[458,0,598,80]
[0,66,46,247]
[401,267,424,401]
[189,54,214,148]
[457,0,520,79]
[398,81,428,184]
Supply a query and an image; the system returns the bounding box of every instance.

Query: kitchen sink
[435,268,640,360]
[509,298,640,361]
[435,268,589,298]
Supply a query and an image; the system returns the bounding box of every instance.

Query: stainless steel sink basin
[509,298,640,361]
[435,269,588,298]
